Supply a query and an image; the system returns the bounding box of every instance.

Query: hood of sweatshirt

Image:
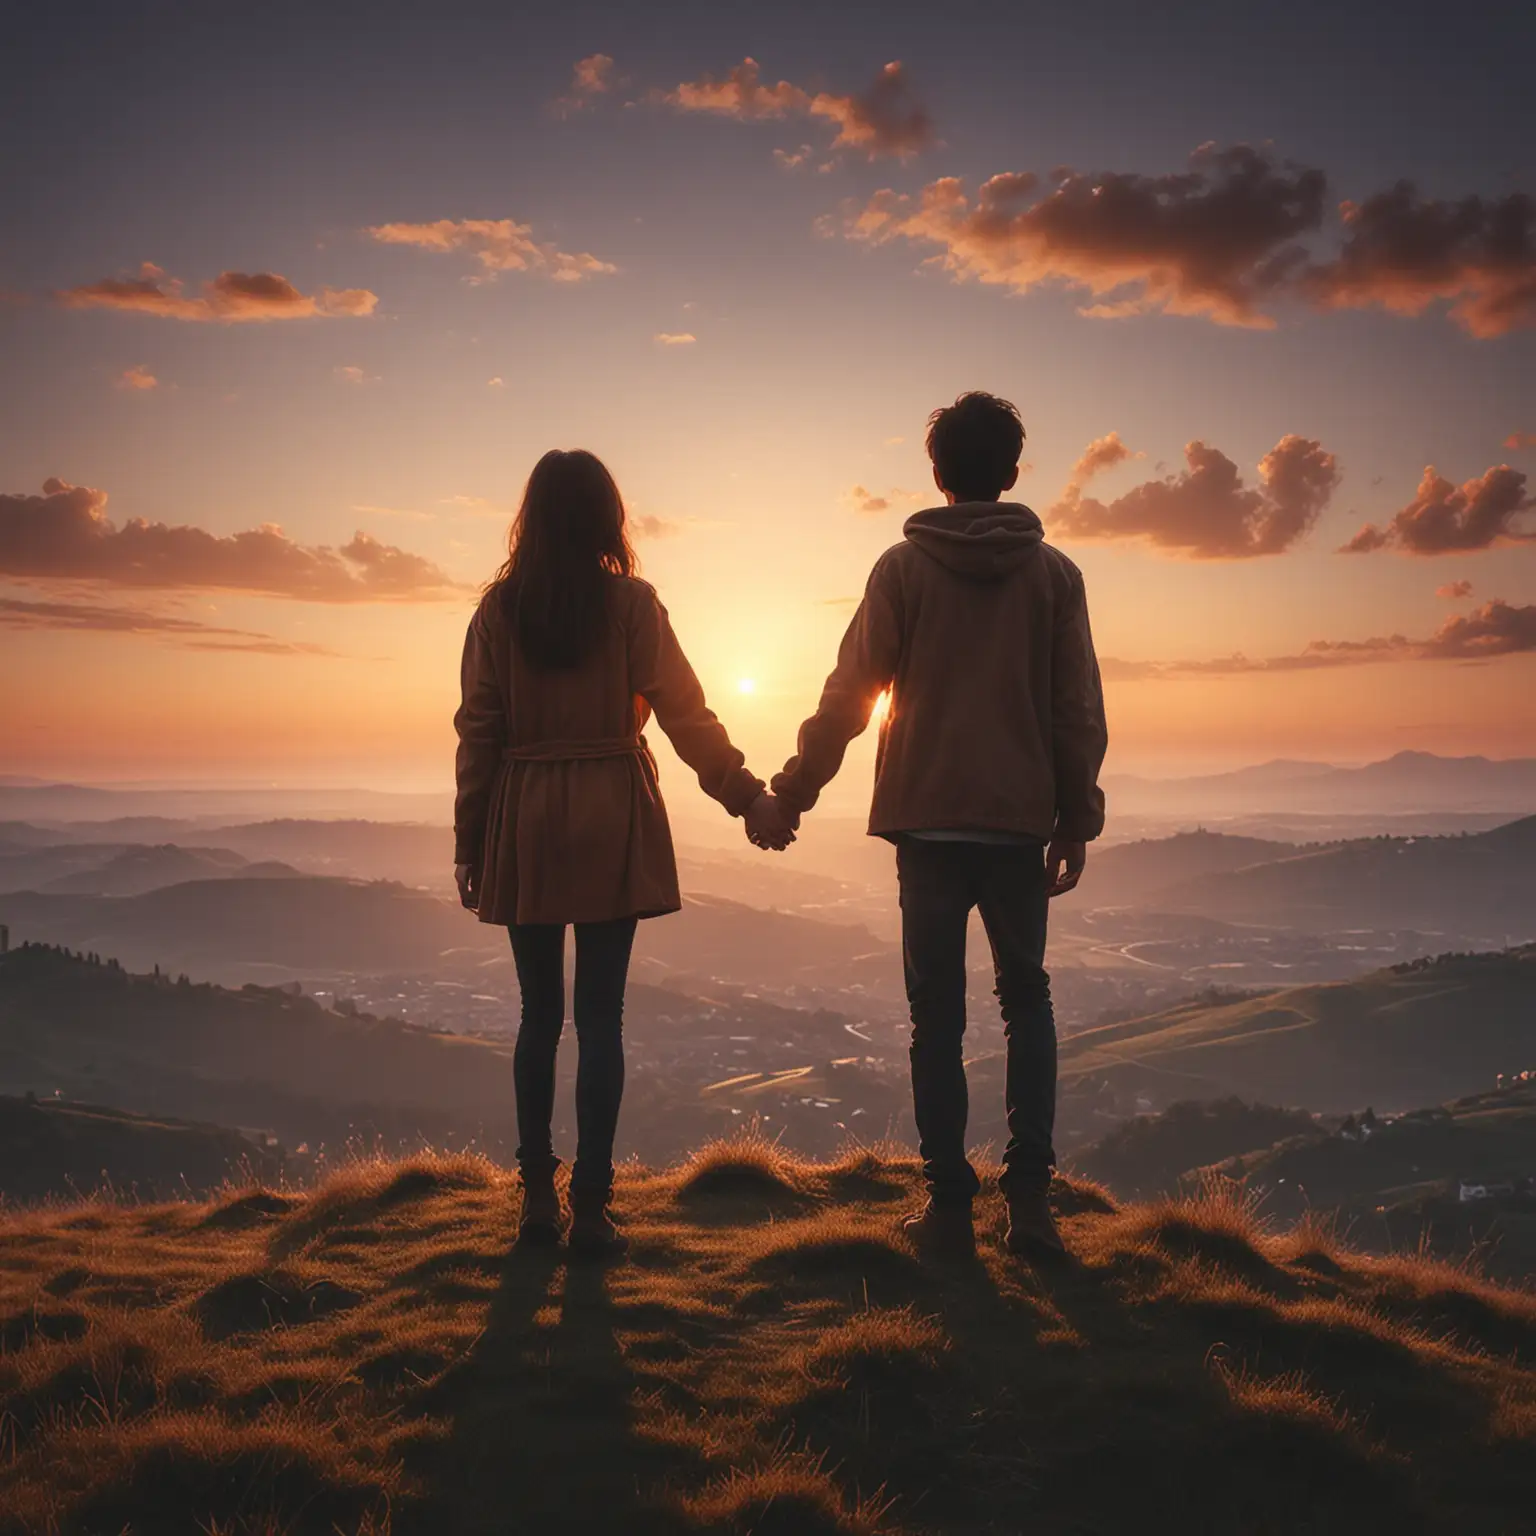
[902,501,1045,581]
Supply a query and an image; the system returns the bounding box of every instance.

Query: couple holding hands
[454,392,1108,1260]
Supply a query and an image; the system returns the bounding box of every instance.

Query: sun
[736,678,757,695]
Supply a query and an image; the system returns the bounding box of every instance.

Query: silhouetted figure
[454,450,787,1256]
[766,394,1108,1261]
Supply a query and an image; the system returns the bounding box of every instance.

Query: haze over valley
[4,752,1534,1282]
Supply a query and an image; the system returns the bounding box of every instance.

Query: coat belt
[503,736,647,764]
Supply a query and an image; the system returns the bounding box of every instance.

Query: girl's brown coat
[454,576,762,926]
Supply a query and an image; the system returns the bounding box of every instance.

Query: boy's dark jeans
[508,917,638,1201]
[897,837,1057,1208]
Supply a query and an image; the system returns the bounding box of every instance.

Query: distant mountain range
[0,782,449,824]
[1106,751,1536,817]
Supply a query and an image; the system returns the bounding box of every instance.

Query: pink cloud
[846,145,1325,326]
[115,364,158,391]
[558,53,615,110]
[662,58,933,160]
[1341,464,1533,554]
[365,219,616,282]
[1303,184,1535,338]
[1070,431,1140,482]
[1102,599,1536,679]
[843,146,1534,337]
[58,264,377,323]
[631,514,682,539]
[0,597,334,654]
[1437,579,1474,599]
[0,479,462,602]
[843,484,922,515]
[1050,435,1339,558]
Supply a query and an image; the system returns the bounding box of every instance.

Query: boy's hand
[1046,838,1086,898]
[455,863,480,910]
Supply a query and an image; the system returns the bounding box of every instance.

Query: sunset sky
[3,0,1533,817]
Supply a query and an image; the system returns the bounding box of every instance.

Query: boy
[766,392,1107,1260]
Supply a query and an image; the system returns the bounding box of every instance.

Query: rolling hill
[1070,1097,1321,1199]
[0,876,477,973]
[1146,815,1536,937]
[1084,830,1297,906]
[0,874,899,995]
[0,1142,1532,1534]
[0,1094,284,1204]
[0,840,301,897]
[1057,946,1536,1114]
[0,943,518,1153]
[0,944,894,1169]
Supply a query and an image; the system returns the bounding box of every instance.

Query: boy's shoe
[517,1170,565,1246]
[569,1191,629,1261]
[902,1201,976,1260]
[1004,1179,1069,1264]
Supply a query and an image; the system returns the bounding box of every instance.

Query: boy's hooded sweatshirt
[773,501,1108,843]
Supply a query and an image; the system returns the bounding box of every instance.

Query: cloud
[1102,599,1536,679]
[365,219,617,283]
[334,364,376,384]
[0,479,463,602]
[58,264,377,323]
[841,144,1532,336]
[1340,464,1533,554]
[115,364,158,391]
[1070,430,1140,482]
[662,57,933,160]
[557,53,615,111]
[843,484,922,515]
[1424,599,1536,658]
[1506,431,1536,451]
[774,144,814,170]
[487,375,506,387]
[631,514,682,539]
[1437,579,1474,599]
[1302,184,1535,338]
[810,62,933,160]
[438,494,505,517]
[845,144,1326,326]
[653,331,696,345]
[0,596,334,655]
[1050,435,1339,558]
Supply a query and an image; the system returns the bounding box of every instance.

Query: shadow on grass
[404,1247,686,1536]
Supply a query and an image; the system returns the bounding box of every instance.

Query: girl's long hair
[491,449,636,669]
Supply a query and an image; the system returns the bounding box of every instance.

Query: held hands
[1046,838,1086,898]
[454,862,480,911]
[744,791,798,852]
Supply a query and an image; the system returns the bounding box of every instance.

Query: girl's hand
[455,863,481,910]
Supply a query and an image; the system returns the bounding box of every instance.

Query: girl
[453,449,788,1257]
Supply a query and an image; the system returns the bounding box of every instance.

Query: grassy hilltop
[2,1141,1534,1534]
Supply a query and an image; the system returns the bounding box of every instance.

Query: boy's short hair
[925,392,1026,501]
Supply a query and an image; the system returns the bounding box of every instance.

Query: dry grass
[0,1144,1532,1534]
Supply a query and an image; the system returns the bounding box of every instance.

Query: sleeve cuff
[724,773,767,818]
